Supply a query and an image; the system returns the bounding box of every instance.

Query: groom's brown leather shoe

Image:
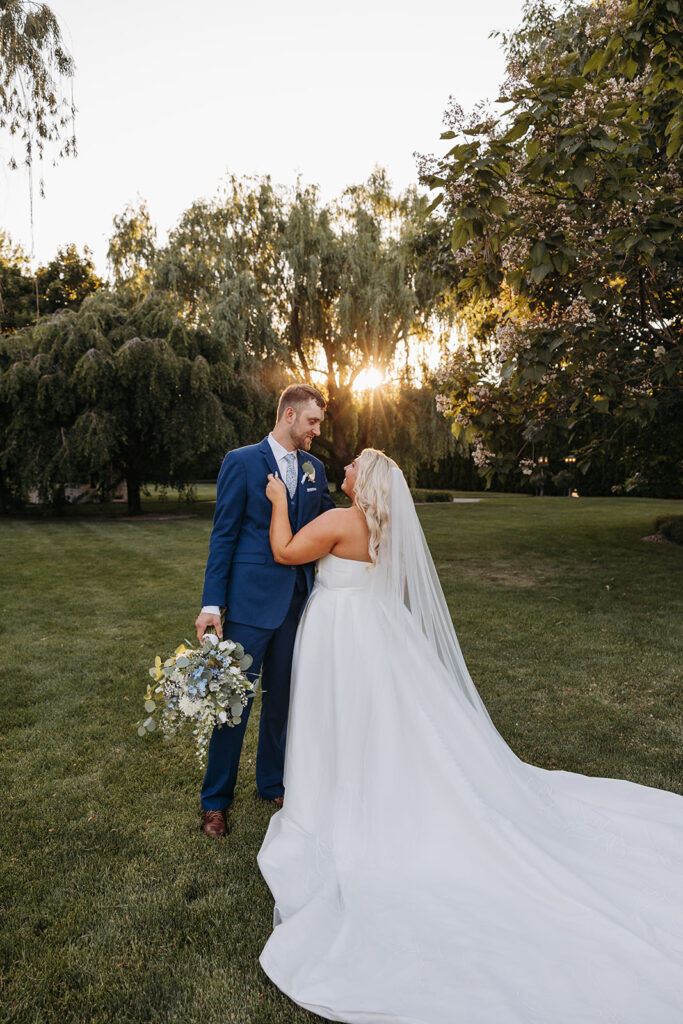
[201,809,227,837]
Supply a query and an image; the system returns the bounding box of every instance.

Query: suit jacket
[201,438,336,628]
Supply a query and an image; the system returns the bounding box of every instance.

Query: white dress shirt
[201,433,296,616]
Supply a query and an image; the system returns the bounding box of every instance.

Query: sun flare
[353,367,385,393]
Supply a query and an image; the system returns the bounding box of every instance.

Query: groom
[195,383,335,837]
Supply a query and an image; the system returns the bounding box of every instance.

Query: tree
[424,0,682,495]
[148,172,453,481]
[36,243,103,314]
[0,0,76,248]
[0,235,103,332]
[107,200,157,301]
[269,171,452,478]
[0,291,244,513]
[0,232,34,332]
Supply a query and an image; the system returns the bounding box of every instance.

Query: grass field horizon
[2,494,682,1023]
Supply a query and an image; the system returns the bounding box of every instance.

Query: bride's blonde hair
[353,448,399,564]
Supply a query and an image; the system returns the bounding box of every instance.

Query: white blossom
[179,695,201,718]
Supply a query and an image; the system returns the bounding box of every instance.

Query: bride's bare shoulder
[315,506,367,536]
[324,505,366,523]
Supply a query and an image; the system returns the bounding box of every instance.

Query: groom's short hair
[277,384,326,421]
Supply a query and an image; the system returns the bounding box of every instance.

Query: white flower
[202,632,219,645]
[654,345,666,358]
[218,710,227,724]
[229,666,241,675]
[218,640,235,652]
[179,695,201,718]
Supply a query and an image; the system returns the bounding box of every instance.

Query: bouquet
[138,631,255,762]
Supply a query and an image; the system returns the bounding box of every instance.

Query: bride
[258,448,683,1024]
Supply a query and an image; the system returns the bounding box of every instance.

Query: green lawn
[2,495,682,1023]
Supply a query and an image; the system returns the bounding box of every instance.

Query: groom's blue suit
[200,437,335,809]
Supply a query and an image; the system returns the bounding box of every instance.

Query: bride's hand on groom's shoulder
[266,473,288,505]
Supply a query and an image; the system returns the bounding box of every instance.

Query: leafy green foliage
[0,1,76,181]
[140,172,455,482]
[106,200,157,302]
[277,172,442,476]
[0,292,241,513]
[0,234,103,333]
[425,0,682,495]
[0,231,35,332]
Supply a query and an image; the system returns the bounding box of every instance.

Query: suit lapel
[258,437,279,479]
[259,439,309,532]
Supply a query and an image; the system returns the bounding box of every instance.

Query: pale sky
[2,0,525,276]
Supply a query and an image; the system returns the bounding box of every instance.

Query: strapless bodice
[315,552,374,591]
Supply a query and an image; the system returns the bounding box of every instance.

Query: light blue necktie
[284,452,297,499]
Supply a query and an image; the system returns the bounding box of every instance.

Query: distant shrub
[654,514,683,545]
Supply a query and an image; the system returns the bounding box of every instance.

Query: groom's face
[287,400,324,451]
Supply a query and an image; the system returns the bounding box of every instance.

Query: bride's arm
[266,473,343,565]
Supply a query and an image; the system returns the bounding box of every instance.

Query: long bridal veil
[371,467,497,725]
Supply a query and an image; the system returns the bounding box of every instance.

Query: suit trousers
[200,573,309,809]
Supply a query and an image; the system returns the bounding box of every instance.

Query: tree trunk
[51,484,68,515]
[0,472,16,514]
[126,472,142,515]
[323,386,354,483]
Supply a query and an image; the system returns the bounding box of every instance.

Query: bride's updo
[353,448,398,564]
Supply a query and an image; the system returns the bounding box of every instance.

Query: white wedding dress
[258,473,683,1024]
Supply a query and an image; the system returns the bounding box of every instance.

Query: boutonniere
[301,460,316,484]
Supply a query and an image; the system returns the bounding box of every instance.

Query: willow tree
[0,0,76,249]
[424,0,683,495]
[115,173,453,481]
[1,292,239,513]
[277,171,450,477]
